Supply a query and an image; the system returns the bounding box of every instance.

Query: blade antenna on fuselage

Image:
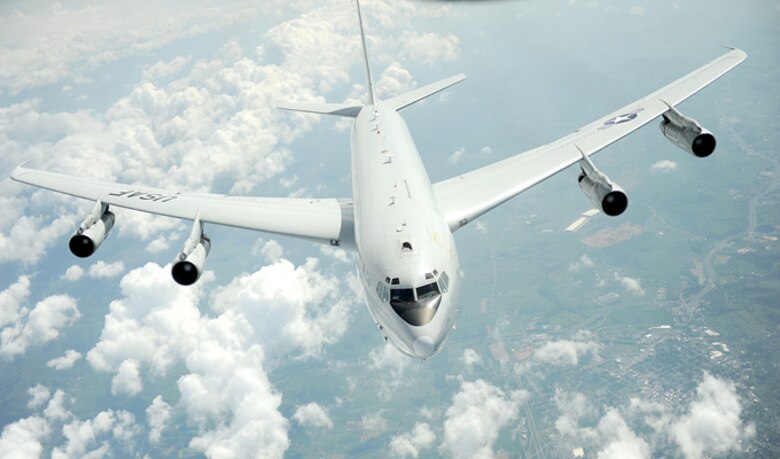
[355,0,376,106]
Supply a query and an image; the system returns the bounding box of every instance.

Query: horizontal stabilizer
[386,74,466,111]
[277,102,362,118]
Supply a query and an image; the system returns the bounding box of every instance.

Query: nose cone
[412,335,436,358]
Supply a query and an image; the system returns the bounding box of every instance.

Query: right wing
[433,48,746,230]
[11,166,353,245]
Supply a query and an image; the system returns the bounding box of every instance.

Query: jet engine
[69,201,115,258]
[172,218,211,286]
[659,104,716,158]
[577,147,628,217]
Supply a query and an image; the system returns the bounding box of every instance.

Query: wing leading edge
[433,48,747,231]
[11,166,353,245]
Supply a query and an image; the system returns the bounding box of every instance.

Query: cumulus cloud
[293,402,334,429]
[440,379,527,459]
[46,350,82,370]
[257,239,284,263]
[146,396,173,443]
[0,1,271,94]
[111,359,143,396]
[27,384,51,410]
[553,373,754,458]
[617,274,645,297]
[651,160,678,172]
[671,372,755,458]
[534,332,600,366]
[0,416,50,459]
[52,409,139,459]
[61,266,84,282]
[390,422,436,458]
[84,255,355,457]
[462,348,482,368]
[88,261,125,279]
[0,277,79,360]
[569,254,595,272]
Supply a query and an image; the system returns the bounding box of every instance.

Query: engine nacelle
[171,218,210,286]
[69,202,115,258]
[659,105,716,158]
[578,171,628,217]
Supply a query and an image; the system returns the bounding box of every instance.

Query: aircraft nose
[412,335,436,357]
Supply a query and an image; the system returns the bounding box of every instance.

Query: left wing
[11,166,352,245]
[433,48,746,230]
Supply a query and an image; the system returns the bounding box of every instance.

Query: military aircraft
[11,0,746,358]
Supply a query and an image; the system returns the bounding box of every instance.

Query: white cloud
[448,147,465,164]
[376,61,417,99]
[46,350,82,370]
[553,373,754,458]
[440,379,527,459]
[85,255,356,458]
[0,214,74,265]
[671,372,755,459]
[0,1,272,94]
[569,254,595,272]
[0,276,31,329]
[146,396,172,444]
[27,384,51,410]
[111,359,143,396]
[479,146,493,158]
[534,333,600,366]
[0,278,79,360]
[52,409,139,459]
[596,409,651,459]
[399,31,461,65]
[390,422,436,458]
[617,274,645,296]
[0,416,50,459]
[462,348,482,368]
[43,390,71,422]
[629,6,646,16]
[293,402,334,429]
[61,265,84,282]
[88,261,125,279]
[258,240,284,263]
[650,160,678,172]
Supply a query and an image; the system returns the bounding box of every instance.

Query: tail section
[385,74,466,111]
[277,0,464,117]
[277,102,362,118]
[355,0,376,106]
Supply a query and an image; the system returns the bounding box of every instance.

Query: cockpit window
[390,284,442,327]
[416,282,440,300]
[390,288,414,303]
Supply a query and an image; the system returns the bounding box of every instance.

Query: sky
[0,0,777,458]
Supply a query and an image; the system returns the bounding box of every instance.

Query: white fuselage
[350,102,460,358]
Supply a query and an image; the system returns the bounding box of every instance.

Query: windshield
[390,282,442,326]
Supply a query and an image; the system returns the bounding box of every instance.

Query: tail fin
[277,102,362,118]
[355,0,376,106]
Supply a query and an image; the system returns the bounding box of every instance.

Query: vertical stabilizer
[355,0,376,106]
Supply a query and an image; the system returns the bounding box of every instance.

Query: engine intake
[69,201,115,258]
[576,147,628,217]
[659,104,716,158]
[172,218,211,286]
[578,172,628,217]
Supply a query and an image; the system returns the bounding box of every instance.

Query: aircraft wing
[11,166,352,244]
[433,48,747,231]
